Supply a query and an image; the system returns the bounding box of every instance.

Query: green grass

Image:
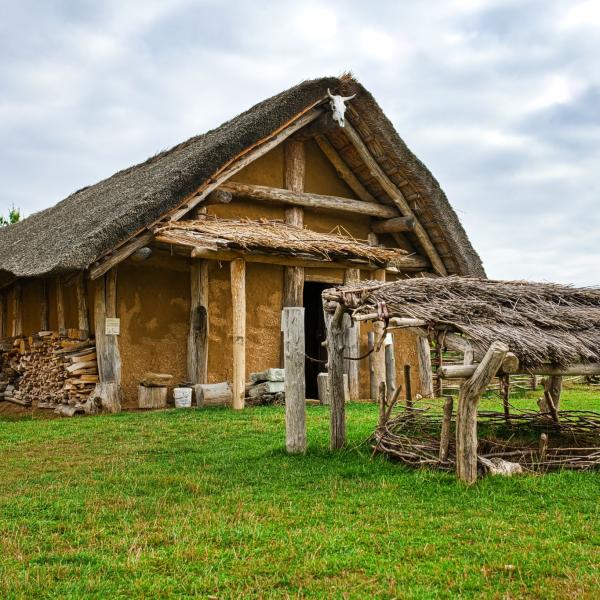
[1,387,599,599]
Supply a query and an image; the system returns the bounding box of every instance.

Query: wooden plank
[282,307,307,453]
[187,260,209,384]
[221,182,400,218]
[0,291,5,337]
[75,273,90,340]
[343,121,448,275]
[344,268,361,400]
[456,341,508,484]
[40,279,49,331]
[314,135,378,203]
[90,231,154,280]
[230,258,246,410]
[372,217,415,234]
[326,303,346,449]
[417,336,434,397]
[11,282,22,337]
[56,276,66,336]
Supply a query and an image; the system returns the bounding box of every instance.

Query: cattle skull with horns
[327,88,356,128]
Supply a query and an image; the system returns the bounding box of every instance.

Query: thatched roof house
[0,75,484,411]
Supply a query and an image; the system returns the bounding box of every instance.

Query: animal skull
[327,88,356,128]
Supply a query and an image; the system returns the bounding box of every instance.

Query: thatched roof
[154,216,411,267]
[0,75,483,279]
[323,277,600,369]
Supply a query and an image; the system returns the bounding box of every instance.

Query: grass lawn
[1,386,599,599]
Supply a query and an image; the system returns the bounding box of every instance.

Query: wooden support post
[439,396,454,462]
[11,282,22,337]
[326,303,346,449]
[368,331,376,401]
[378,381,387,428]
[40,279,49,331]
[416,336,433,398]
[317,372,329,405]
[404,364,413,410]
[344,268,360,400]
[540,375,562,412]
[283,140,305,308]
[56,276,66,336]
[75,273,90,340]
[435,339,444,397]
[501,374,510,421]
[0,291,5,337]
[282,307,306,453]
[456,341,509,484]
[93,270,121,412]
[188,260,209,384]
[230,258,246,410]
[384,333,396,400]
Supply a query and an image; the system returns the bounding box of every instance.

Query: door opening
[303,282,329,399]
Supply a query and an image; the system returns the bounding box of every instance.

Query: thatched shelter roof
[0,74,483,279]
[323,277,600,369]
[154,216,411,267]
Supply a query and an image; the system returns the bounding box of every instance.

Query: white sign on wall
[105,317,121,336]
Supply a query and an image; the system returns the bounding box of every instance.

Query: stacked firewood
[0,332,98,408]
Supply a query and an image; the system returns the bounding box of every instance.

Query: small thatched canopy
[323,277,600,369]
[0,74,483,279]
[154,217,412,268]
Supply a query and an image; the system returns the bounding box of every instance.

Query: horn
[327,88,335,99]
[341,93,356,101]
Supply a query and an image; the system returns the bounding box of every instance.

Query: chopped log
[248,381,285,398]
[194,382,232,407]
[416,336,433,397]
[138,385,168,409]
[282,307,306,453]
[478,457,523,477]
[250,368,285,383]
[230,258,246,410]
[384,334,396,400]
[93,382,121,413]
[65,360,97,373]
[204,189,233,205]
[317,372,329,405]
[75,273,90,340]
[343,121,447,275]
[140,372,174,387]
[326,303,346,449]
[188,260,209,384]
[372,217,415,234]
[343,268,361,400]
[439,396,453,462]
[220,182,400,219]
[456,341,509,484]
[71,352,97,363]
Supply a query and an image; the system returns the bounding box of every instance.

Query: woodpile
[246,368,285,406]
[0,331,98,410]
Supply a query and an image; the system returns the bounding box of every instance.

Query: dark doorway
[304,282,329,399]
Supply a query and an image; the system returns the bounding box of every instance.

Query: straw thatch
[323,277,600,369]
[154,216,411,267]
[0,74,483,278]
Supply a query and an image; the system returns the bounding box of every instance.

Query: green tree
[0,206,20,227]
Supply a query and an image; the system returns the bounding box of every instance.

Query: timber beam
[372,216,415,234]
[220,182,399,219]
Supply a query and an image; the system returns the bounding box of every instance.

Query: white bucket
[173,387,193,408]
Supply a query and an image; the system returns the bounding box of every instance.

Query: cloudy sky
[1,0,598,284]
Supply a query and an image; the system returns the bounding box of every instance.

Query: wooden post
[93,270,121,412]
[384,333,396,400]
[326,303,346,449]
[541,375,562,412]
[11,282,22,337]
[501,374,510,420]
[435,338,444,397]
[188,260,209,384]
[75,273,90,340]
[416,336,433,397]
[439,396,453,462]
[317,372,329,405]
[56,276,66,336]
[0,291,5,337]
[344,268,360,400]
[283,140,305,308]
[230,258,246,410]
[456,341,509,484]
[368,331,376,401]
[404,364,413,410]
[40,279,49,331]
[282,307,306,453]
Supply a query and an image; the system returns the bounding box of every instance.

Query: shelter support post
[368,331,376,401]
[11,282,22,337]
[93,269,121,413]
[188,259,209,384]
[501,374,510,421]
[326,303,346,449]
[231,258,246,410]
[75,273,90,340]
[368,233,386,399]
[283,140,305,308]
[385,334,396,400]
[0,291,5,337]
[344,268,361,400]
[539,376,562,413]
[281,307,306,453]
[456,341,509,484]
[416,335,433,397]
[40,279,49,331]
[439,396,453,462]
[56,276,66,336]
